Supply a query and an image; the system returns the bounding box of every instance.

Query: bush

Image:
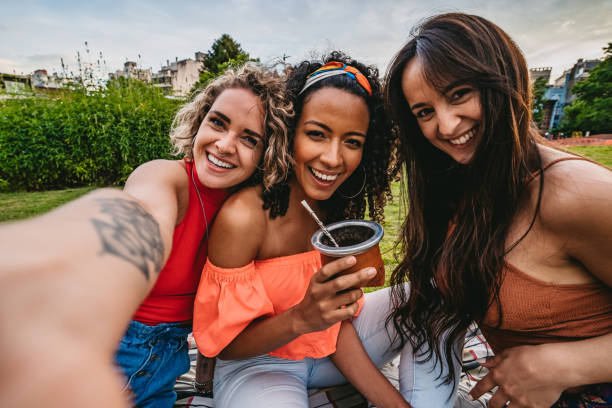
[0,79,182,191]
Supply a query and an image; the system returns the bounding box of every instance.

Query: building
[529,67,552,84]
[0,72,31,93]
[539,58,601,131]
[151,52,206,96]
[110,61,152,82]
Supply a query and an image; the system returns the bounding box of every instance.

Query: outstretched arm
[331,321,411,408]
[0,161,185,408]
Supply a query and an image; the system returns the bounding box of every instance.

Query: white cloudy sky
[1,0,610,83]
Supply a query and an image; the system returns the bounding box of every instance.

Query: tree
[532,77,548,126]
[559,43,612,134]
[191,34,259,93]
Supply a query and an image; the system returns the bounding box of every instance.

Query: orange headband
[300,61,373,95]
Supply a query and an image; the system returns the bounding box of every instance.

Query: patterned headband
[299,61,373,96]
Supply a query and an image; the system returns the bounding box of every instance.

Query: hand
[291,256,376,334]
[469,344,566,408]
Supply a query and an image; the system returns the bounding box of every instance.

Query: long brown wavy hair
[384,13,543,386]
[263,51,397,223]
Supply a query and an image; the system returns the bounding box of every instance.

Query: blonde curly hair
[170,63,293,189]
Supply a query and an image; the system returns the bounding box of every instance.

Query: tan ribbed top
[479,261,612,353]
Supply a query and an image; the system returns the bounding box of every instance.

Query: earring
[339,165,366,199]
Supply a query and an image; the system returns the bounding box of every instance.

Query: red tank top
[133,160,228,325]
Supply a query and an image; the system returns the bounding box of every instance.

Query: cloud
[0,0,610,79]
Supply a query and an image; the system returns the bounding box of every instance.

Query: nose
[437,106,461,137]
[215,132,237,155]
[319,140,342,169]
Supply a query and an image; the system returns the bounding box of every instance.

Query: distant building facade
[529,67,552,84]
[151,52,206,96]
[110,61,152,82]
[0,73,31,93]
[539,58,601,131]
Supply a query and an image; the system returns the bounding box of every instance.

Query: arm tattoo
[91,198,164,279]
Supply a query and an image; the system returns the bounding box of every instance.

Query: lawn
[1,145,610,283]
[0,186,97,222]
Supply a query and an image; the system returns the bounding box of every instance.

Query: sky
[1,0,610,84]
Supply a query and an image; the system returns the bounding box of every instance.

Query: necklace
[190,163,210,242]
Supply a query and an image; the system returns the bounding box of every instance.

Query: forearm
[0,188,173,407]
[545,332,612,389]
[218,308,304,359]
[0,188,172,345]
[331,321,411,408]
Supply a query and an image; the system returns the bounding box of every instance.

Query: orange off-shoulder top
[193,250,363,360]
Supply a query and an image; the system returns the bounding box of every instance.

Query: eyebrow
[304,120,366,137]
[211,110,263,140]
[409,102,426,111]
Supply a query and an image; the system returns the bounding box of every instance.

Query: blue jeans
[214,285,463,408]
[115,320,191,408]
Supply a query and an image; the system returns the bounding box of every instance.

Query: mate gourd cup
[311,220,385,287]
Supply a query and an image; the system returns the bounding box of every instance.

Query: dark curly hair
[262,51,397,224]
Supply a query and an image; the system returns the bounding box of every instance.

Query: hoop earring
[339,165,366,199]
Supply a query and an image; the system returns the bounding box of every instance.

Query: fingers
[487,389,512,408]
[469,372,497,401]
[330,267,377,291]
[314,256,357,283]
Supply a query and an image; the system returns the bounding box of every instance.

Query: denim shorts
[115,320,191,408]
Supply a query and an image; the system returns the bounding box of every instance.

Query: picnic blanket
[173,327,493,408]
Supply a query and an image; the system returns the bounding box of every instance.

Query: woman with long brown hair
[385,13,612,408]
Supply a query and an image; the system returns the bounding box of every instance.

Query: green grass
[566,145,612,168]
[0,186,96,222]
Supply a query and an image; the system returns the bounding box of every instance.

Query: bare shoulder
[123,160,188,231]
[538,146,612,221]
[125,159,187,190]
[208,185,267,268]
[537,145,612,284]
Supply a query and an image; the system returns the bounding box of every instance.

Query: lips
[309,167,340,183]
[207,153,235,169]
[449,127,476,146]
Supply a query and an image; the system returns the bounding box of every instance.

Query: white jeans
[214,285,462,407]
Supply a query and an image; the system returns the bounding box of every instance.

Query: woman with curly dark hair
[386,13,612,408]
[192,52,454,407]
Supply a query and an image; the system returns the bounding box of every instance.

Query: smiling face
[292,87,369,202]
[192,87,265,190]
[401,57,483,164]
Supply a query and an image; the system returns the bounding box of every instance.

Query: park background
[1,0,611,277]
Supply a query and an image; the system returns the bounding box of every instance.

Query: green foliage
[191,34,259,93]
[560,43,612,133]
[0,79,182,191]
[532,77,548,125]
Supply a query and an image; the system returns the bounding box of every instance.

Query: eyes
[412,86,476,120]
[305,130,364,149]
[207,115,262,149]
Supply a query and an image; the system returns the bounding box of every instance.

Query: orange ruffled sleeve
[193,259,274,357]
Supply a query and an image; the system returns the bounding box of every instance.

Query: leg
[115,321,191,408]
[399,329,463,408]
[309,285,462,407]
[309,286,400,387]
[214,356,310,408]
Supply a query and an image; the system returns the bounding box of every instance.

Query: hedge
[0,80,182,191]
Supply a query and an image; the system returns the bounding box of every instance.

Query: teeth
[450,129,475,145]
[310,168,339,182]
[208,154,234,169]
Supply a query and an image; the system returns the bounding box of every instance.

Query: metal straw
[301,200,339,247]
